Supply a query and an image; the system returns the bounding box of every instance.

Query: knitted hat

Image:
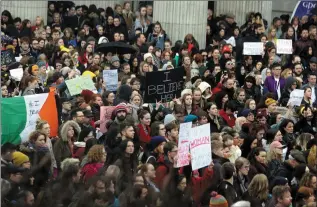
[36,60,46,68]
[265,98,277,106]
[12,152,30,167]
[181,89,192,97]
[143,53,152,61]
[184,115,198,123]
[150,136,166,150]
[111,56,120,64]
[164,114,176,125]
[209,191,228,207]
[240,109,251,118]
[115,103,128,114]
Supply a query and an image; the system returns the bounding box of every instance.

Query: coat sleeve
[53,141,62,170]
[155,165,168,190]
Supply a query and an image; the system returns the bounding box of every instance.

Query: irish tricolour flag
[1,90,58,144]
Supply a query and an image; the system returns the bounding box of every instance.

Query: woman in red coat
[137,109,151,148]
[81,145,106,183]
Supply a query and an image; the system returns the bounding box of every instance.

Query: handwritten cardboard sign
[277,39,293,54]
[100,106,116,133]
[144,68,184,103]
[287,89,304,106]
[9,68,24,81]
[243,42,264,55]
[189,123,212,171]
[103,69,118,91]
[177,122,192,167]
[65,76,97,96]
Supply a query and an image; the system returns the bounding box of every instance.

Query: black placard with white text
[144,69,184,103]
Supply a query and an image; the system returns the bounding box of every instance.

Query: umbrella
[96,42,137,55]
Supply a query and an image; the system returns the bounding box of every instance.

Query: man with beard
[105,104,129,147]
[294,28,315,59]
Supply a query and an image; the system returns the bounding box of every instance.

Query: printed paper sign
[103,70,118,91]
[100,106,116,133]
[177,122,192,167]
[243,42,264,55]
[9,68,23,81]
[287,89,304,106]
[277,39,293,54]
[189,123,212,170]
[65,76,97,96]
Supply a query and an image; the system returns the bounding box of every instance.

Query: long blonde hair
[267,148,283,162]
[308,145,317,169]
[248,174,269,200]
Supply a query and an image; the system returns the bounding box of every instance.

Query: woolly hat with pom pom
[209,191,228,207]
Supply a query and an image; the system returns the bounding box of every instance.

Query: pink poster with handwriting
[176,122,192,167]
[100,106,116,133]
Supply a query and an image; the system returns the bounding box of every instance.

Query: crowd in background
[1,1,317,207]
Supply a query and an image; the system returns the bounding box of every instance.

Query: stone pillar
[215,1,272,27]
[1,1,48,24]
[153,1,208,49]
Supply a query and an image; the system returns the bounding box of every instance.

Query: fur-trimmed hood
[60,121,81,142]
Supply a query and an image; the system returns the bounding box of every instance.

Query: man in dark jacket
[112,16,128,42]
[1,143,16,179]
[275,150,306,185]
[294,28,315,59]
[217,162,239,206]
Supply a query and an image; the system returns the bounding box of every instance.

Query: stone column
[1,1,48,24]
[215,1,272,27]
[153,1,208,49]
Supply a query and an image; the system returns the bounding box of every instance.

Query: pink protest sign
[100,106,115,133]
[176,122,192,167]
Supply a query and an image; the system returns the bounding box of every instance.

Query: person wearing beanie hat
[143,53,152,62]
[184,114,198,124]
[265,98,277,113]
[111,56,120,69]
[240,109,254,123]
[115,103,128,115]
[209,191,228,207]
[269,176,288,193]
[149,136,166,152]
[36,60,46,69]
[12,152,30,169]
[164,114,176,126]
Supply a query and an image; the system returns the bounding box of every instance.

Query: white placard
[177,122,192,168]
[243,42,264,55]
[287,89,304,106]
[277,39,293,54]
[9,68,24,81]
[103,70,118,91]
[189,123,212,171]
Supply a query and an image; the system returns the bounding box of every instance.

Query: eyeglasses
[159,128,166,130]
[133,83,140,86]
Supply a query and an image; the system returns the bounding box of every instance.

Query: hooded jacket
[53,121,81,170]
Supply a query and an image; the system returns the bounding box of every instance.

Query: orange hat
[265,98,277,106]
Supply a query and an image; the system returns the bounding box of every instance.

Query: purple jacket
[264,76,286,98]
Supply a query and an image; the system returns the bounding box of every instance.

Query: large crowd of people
[1,1,317,207]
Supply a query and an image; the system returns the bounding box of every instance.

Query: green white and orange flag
[1,91,58,144]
